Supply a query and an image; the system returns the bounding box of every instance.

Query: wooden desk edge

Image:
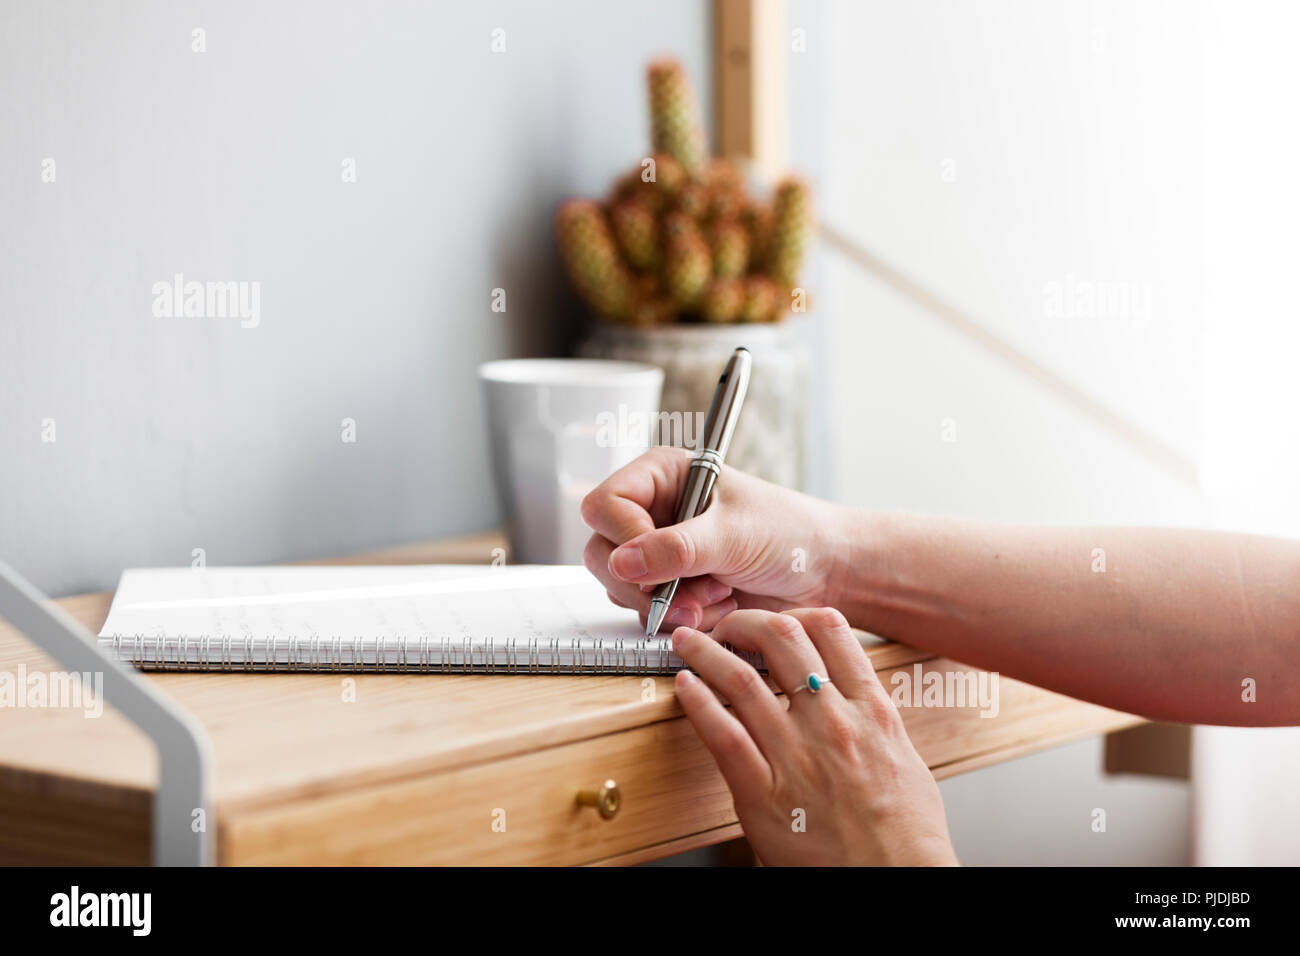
[0,531,1147,866]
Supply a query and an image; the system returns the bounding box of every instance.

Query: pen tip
[645,600,668,638]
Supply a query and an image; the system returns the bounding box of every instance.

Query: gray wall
[0,0,712,596]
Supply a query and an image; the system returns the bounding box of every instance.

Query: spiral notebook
[96,564,761,675]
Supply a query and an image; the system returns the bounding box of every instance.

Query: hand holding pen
[643,348,752,637]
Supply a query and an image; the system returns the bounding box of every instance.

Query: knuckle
[715,724,751,756]
[662,527,698,571]
[720,663,766,703]
[864,690,904,731]
[857,648,878,677]
[767,614,809,648]
[649,445,688,471]
[805,606,850,635]
[821,707,862,755]
[582,535,605,574]
[578,491,600,528]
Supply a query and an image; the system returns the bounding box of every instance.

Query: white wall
[823,0,1204,475]
[809,0,1300,867]
[1194,0,1300,866]
[812,0,1207,864]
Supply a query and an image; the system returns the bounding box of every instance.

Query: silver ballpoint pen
[645,347,752,637]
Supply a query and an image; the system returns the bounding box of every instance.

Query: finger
[579,446,691,544]
[610,590,735,635]
[673,669,773,802]
[658,575,734,617]
[656,595,739,634]
[585,535,733,628]
[696,596,739,632]
[607,507,736,585]
[673,626,791,755]
[584,534,647,609]
[708,609,832,701]
[780,608,875,699]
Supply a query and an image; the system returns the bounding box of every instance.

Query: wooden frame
[714,0,789,180]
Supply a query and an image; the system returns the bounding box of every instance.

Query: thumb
[607,511,730,584]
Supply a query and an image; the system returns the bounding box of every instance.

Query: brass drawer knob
[576,779,621,820]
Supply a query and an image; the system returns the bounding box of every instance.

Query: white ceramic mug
[479,359,664,564]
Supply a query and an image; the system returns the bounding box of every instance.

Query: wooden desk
[0,532,1142,865]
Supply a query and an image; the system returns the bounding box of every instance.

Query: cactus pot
[578,320,812,489]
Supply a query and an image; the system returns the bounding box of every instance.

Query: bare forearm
[828,509,1300,725]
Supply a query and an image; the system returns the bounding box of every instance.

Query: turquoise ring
[790,673,832,696]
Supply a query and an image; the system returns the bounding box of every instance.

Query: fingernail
[668,606,697,627]
[676,669,697,686]
[609,545,648,581]
[704,579,732,604]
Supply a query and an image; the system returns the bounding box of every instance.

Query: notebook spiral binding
[103,633,768,675]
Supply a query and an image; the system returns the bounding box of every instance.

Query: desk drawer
[219,716,737,865]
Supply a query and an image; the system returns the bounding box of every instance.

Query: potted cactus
[562,58,813,488]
